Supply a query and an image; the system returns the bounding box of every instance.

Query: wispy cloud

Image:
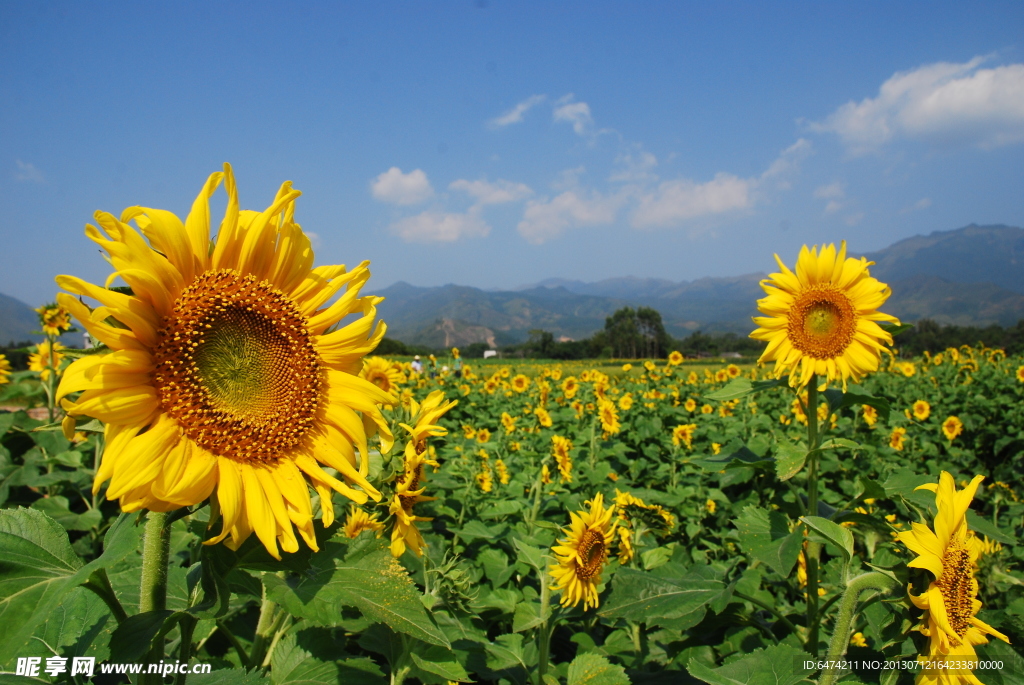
[370,167,434,205]
[553,94,595,136]
[814,182,845,214]
[489,94,546,129]
[449,178,533,205]
[15,160,43,183]
[390,209,490,243]
[811,57,1024,153]
[517,189,622,245]
[629,139,811,229]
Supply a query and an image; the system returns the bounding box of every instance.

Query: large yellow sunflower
[389,389,456,557]
[897,472,1010,685]
[549,493,617,610]
[750,242,899,389]
[55,165,393,559]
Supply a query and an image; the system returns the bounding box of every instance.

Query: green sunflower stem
[819,572,898,685]
[536,570,553,685]
[804,375,822,655]
[249,578,282,669]
[139,510,170,614]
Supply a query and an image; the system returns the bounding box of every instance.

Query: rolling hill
[373,224,1024,346]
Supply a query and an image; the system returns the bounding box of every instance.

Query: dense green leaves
[688,644,814,685]
[735,506,802,577]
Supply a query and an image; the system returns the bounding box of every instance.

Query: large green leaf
[0,509,138,664]
[801,516,854,564]
[566,653,630,685]
[704,377,787,402]
[272,632,385,685]
[599,567,724,625]
[688,644,814,685]
[411,645,472,683]
[264,539,449,647]
[735,506,803,576]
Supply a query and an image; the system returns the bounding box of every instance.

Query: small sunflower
[494,458,509,485]
[0,354,11,385]
[361,356,404,396]
[667,351,684,366]
[942,416,964,442]
[561,376,579,398]
[501,412,517,433]
[672,423,697,450]
[549,493,617,610]
[684,398,697,413]
[914,400,932,421]
[535,406,553,428]
[36,303,73,337]
[29,341,65,381]
[897,472,1010,683]
[1015,365,1024,383]
[618,393,634,411]
[511,374,529,393]
[726,364,741,378]
[889,426,907,451]
[389,390,456,557]
[476,427,491,444]
[750,241,899,389]
[552,435,573,483]
[343,505,384,539]
[863,404,879,427]
[541,464,552,485]
[57,165,394,559]
[598,399,620,435]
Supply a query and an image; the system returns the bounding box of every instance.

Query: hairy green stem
[819,573,898,685]
[537,570,553,685]
[248,582,281,669]
[139,511,170,614]
[174,617,197,685]
[804,377,822,655]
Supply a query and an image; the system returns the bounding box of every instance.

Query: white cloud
[304,231,322,250]
[390,210,490,243]
[814,182,845,214]
[630,173,753,228]
[489,95,546,128]
[449,178,533,205]
[609,148,658,183]
[553,94,595,136]
[812,57,1024,152]
[900,197,933,214]
[517,190,621,244]
[15,160,43,183]
[759,138,813,189]
[370,167,434,205]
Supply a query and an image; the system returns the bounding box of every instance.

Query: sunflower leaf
[735,506,803,576]
[264,539,449,648]
[566,652,629,685]
[775,441,808,481]
[0,509,139,665]
[687,643,814,685]
[703,377,788,402]
[800,516,854,564]
[598,567,725,626]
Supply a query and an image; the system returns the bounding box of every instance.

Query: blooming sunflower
[511,374,529,393]
[55,166,393,559]
[667,351,684,366]
[501,412,517,433]
[897,472,1010,684]
[561,376,579,398]
[29,341,65,381]
[552,435,573,483]
[750,242,899,389]
[535,406,553,428]
[914,400,932,422]
[1016,366,1024,383]
[598,399,620,435]
[684,398,697,413]
[36,303,72,337]
[494,458,509,485]
[389,390,456,557]
[476,427,491,444]
[672,423,697,450]
[889,426,907,451]
[943,416,964,442]
[360,356,404,396]
[549,493,617,610]
[343,505,384,539]
[863,404,879,427]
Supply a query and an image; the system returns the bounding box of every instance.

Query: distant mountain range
[0,224,1021,349]
[372,224,1024,347]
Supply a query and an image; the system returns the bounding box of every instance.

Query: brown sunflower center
[787,287,857,359]
[398,464,423,513]
[153,269,323,464]
[937,543,974,639]
[576,529,607,580]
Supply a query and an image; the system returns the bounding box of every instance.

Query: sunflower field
[2,169,1024,685]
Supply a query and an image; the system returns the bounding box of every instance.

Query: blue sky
[2,1,1024,308]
